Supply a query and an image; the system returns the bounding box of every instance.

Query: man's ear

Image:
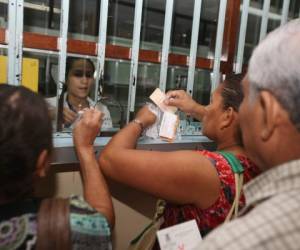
[35,150,50,178]
[220,107,235,130]
[259,91,281,141]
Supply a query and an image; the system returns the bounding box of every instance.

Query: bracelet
[132,118,144,132]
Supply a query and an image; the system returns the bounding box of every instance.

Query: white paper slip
[159,112,178,141]
[157,220,202,250]
[150,88,177,113]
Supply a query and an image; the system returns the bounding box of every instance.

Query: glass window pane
[289,0,300,18]
[107,0,135,47]
[270,0,283,14]
[0,1,8,29]
[267,19,280,32]
[68,0,99,42]
[243,14,261,63]
[135,62,160,110]
[166,66,188,91]
[103,59,130,129]
[197,0,219,58]
[140,0,166,51]
[193,69,212,106]
[170,0,194,55]
[250,0,264,9]
[21,51,58,131]
[24,0,61,36]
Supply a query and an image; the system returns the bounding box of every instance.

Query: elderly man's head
[239,19,300,171]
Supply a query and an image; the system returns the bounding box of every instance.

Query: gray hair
[248,19,300,130]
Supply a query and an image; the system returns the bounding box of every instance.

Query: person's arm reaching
[99,106,220,209]
[164,90,206,121]
[73,108,115,227]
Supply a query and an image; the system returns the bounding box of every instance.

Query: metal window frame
[95,0,109,103]
[259,0,271,41]
[235,0,250,73]
[7,0,23,86]
[211,0,227,92]
[281,0,290,25]
[159,0,174,92]
[56,0,70,130]
[126,0,143,122]
[186,0,202,96]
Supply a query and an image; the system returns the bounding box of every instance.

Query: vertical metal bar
[7,0,16,85]
[126,0,143,123]
[235,0,250,73]
[211,0,227,92]
[187,0,202,96]
[259,0,271,41]
[56,0,69,129]
[7,0,23,86]
[280,0,290,25]
[159,0,174,91]
[15,0,23,85]
[95,0,109,102]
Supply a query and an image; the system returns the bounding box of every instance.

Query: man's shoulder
[199,190,300,250]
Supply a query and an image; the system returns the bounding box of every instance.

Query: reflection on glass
[68,0,100,41]
[267,19,280,32]
[23,0,61,35]
[166,66,188,91]
[140,0,166,50]
[289,0,300,18]
[192,69,212,106]
[250,0,264,9]
[103,59,131,128]
[107,0,135,47]
[169,0,219,58]
[197,0,219,58]
[135,62,160,110]
[0,1,8,29]
[170,0,193,55]
[270,0,283,14]
[243,14,261,63]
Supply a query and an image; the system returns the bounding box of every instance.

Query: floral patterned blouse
[156,150,260,246]
[0,195,111,250]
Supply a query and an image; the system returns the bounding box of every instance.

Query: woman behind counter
[99,74,260,247]
[56,57,112,131]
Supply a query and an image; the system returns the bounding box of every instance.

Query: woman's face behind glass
[67,59,95,100]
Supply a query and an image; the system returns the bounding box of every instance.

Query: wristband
[132,118,144,131]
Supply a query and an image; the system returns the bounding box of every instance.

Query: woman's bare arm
[73,109,115,227]
[99,106,220,209]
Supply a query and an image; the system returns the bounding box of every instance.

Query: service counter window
[4,0,298,139]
